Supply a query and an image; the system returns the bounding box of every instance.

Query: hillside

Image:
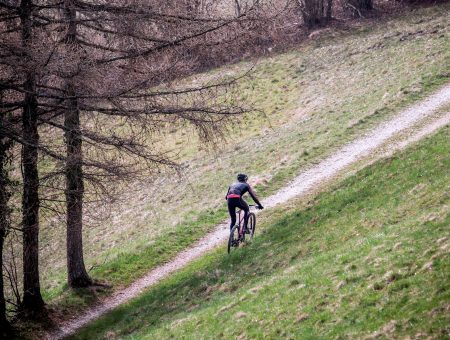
[73,124,449,339]
[14,2,449,333]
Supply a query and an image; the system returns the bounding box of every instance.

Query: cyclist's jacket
[226,182,261,206]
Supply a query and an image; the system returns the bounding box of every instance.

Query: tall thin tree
[20,0,44,312]
[63,0,92,288]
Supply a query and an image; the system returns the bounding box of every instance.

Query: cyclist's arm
[225,187,230,200]
[248,186,262,206]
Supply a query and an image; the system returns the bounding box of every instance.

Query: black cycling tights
[227,197,249,231]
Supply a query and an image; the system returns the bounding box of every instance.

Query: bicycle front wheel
[247,213,256,240]
[228,224,240,254]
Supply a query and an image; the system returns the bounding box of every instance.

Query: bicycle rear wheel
[247,213,256,240]
[228,224,240,254]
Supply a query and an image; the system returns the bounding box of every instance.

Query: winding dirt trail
[49,84,450,339]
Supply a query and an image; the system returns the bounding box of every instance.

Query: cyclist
[226,173,264,237]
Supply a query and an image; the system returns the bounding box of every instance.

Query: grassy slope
[73,126,450,339]
[34,3,450,317]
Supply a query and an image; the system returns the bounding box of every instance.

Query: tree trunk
[64,0,92,288]
[302,0,327,28]
[0,215,11,337]
[20,0,45,312]
[21,74,45,311]
[64,84,91,287]
[0,114,12,338]
[326,0,333,21]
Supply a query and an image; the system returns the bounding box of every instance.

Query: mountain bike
[227,205,257,254]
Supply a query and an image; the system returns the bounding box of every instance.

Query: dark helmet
[237,173,248,182]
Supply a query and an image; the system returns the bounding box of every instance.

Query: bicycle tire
[247,213,256,240]
[228,224,240,254]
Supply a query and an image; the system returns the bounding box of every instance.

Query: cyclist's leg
[238,198,249,235]
[227,198,237,230]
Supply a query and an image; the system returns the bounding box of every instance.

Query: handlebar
[247,204,263,209]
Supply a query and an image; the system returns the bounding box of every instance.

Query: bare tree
[1,1,20,330]
[62,0,92,287]
[19,0,45,312]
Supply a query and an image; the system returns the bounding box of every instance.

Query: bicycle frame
[236,205,255,233]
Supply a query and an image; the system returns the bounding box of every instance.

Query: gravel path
[48,84,450,339]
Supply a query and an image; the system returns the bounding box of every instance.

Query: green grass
[73,126,450,339]
[45,209,228,302]
[12,2,449,326]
